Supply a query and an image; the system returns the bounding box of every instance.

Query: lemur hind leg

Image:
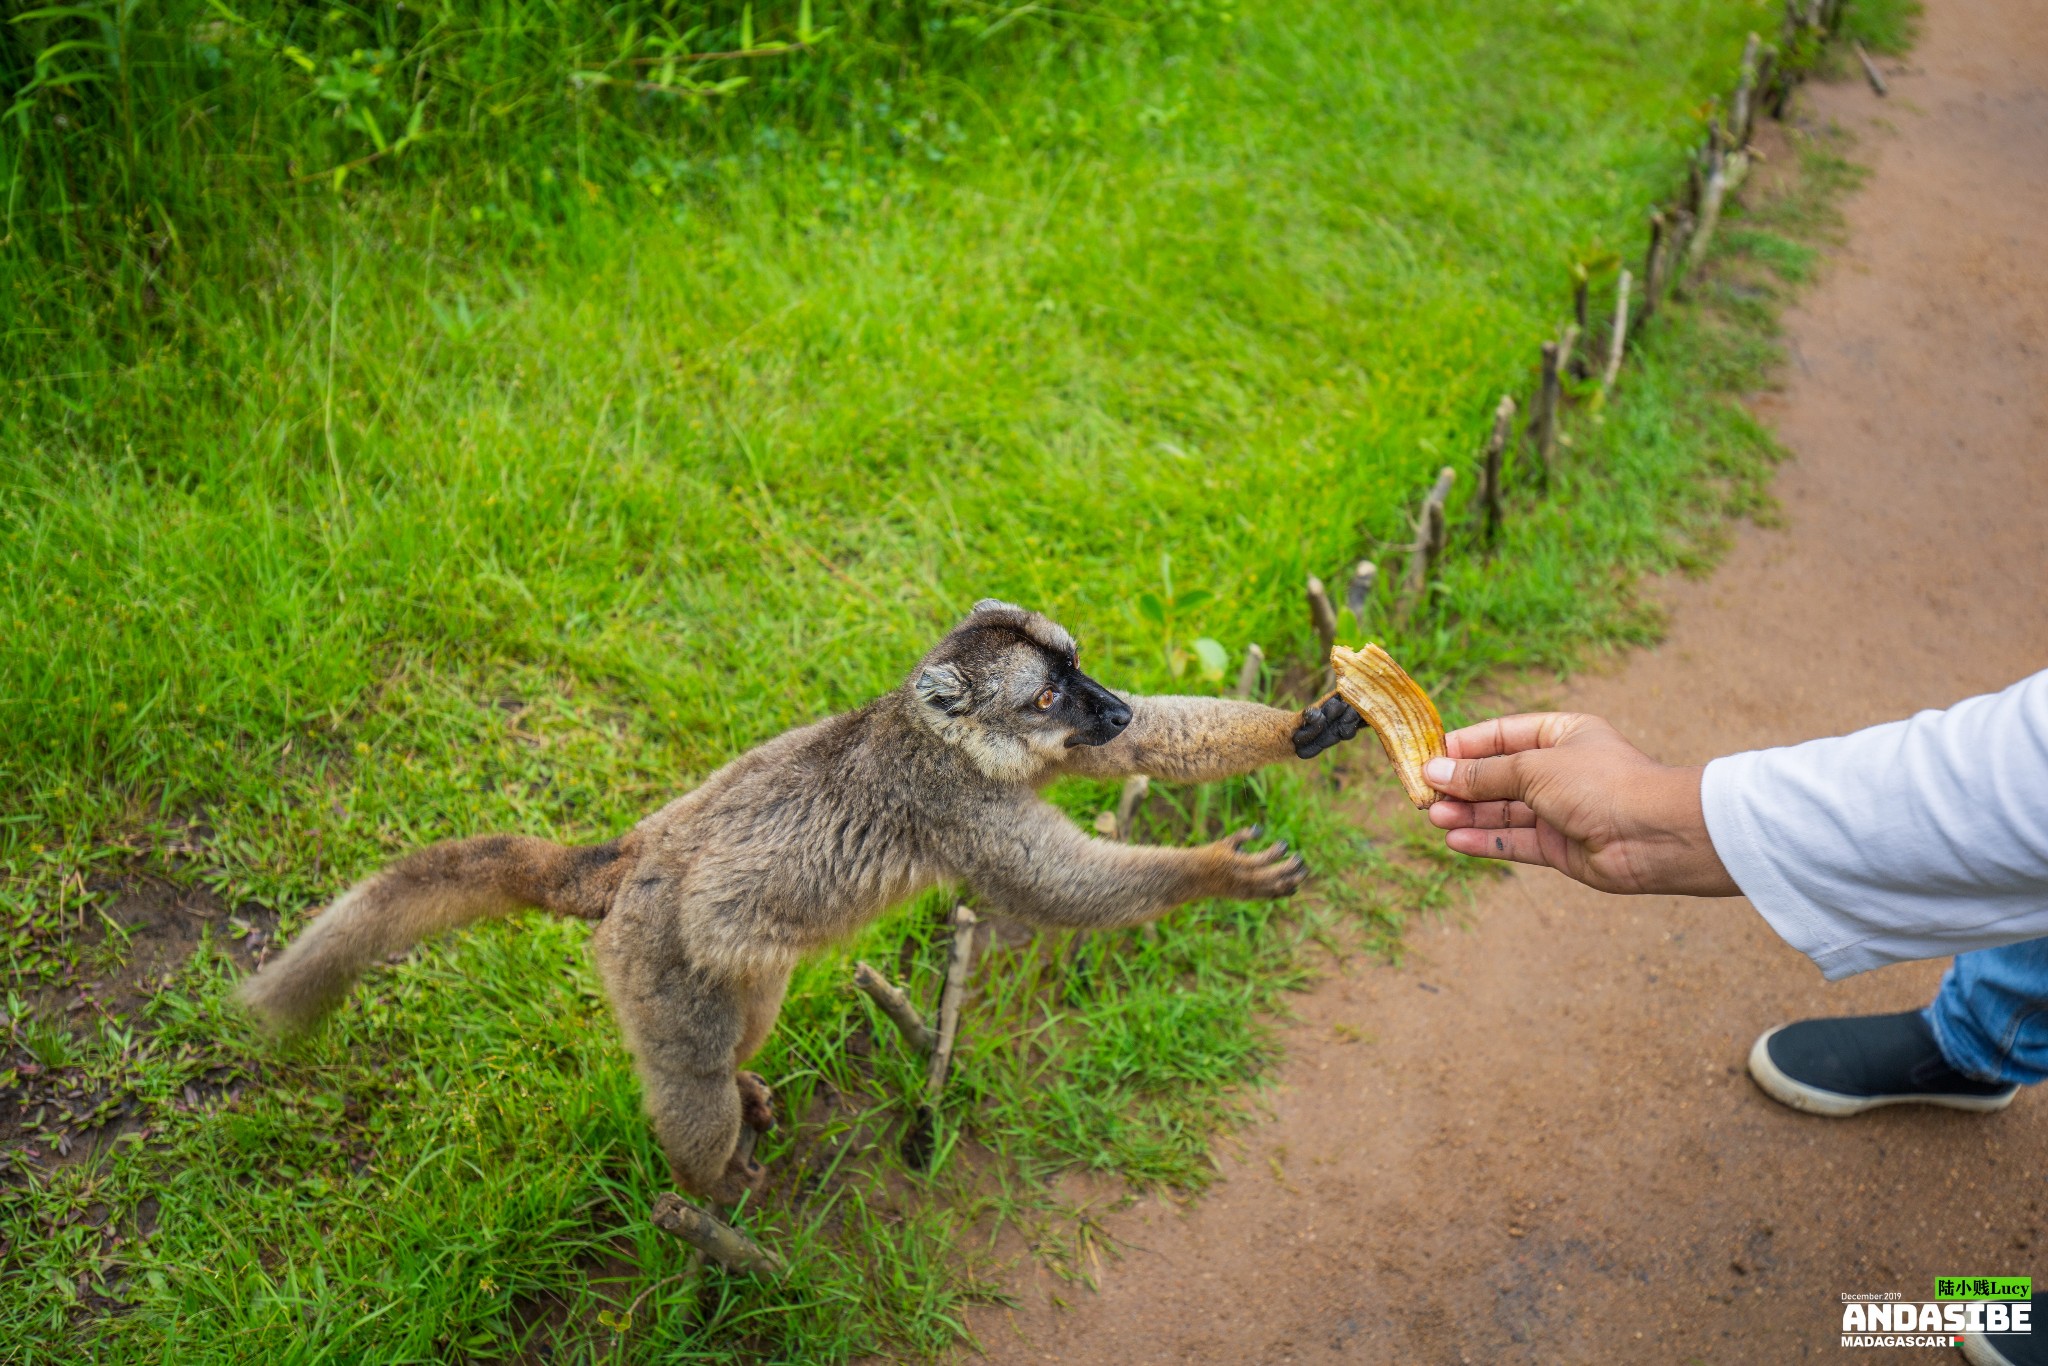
[734,964,791,1134]
[591,921,771,1203]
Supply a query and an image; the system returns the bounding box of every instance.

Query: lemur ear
[971,597,1024,616]
[914,662,973,716]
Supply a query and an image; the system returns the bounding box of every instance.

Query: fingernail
[1424,757,1454,784]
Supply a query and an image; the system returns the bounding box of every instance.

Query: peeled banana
[1329,643,1447,809]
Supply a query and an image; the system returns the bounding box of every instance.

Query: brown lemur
[234,600,1365,1202]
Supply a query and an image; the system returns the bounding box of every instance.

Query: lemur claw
[736,1070,777,1133]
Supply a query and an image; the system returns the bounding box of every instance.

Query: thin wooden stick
[1471,395,1515,544]
[1115,776,1150,840]
[1686,142,1748,277]
[1570,268,1590,377]
[852,961,933,1054]
[650,1193,786,1277]
[1554,323,1581,387]
[1304,576,1339,659]
[1640,210,1666,327]
[1305,574,1340,690]
[925,905,978,1103]
[1731,33,1762,146]
[905,904,979,1168]
[1663,207,1698,291]
[1600,269,1632,397]
[1343,561,1377,634]
[1532,341,1562,488]
[1398,467,1456,623]
[1855,42,1888,96]
[1233,643,1265,700]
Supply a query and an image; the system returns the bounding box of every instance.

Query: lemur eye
[1035,686,1060,710]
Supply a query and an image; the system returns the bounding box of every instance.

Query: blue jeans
[1927,939,2048,1085]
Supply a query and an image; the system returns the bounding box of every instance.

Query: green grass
[1,0,1876,1359]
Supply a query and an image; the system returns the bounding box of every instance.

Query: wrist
[1631,764,1740,897]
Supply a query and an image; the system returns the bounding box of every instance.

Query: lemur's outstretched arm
[957,797,1306,928]
[1054,693,1361,784]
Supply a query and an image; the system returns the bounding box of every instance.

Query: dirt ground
[965,3,2048,1362]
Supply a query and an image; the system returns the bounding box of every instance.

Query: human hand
[1422,713,1740,897]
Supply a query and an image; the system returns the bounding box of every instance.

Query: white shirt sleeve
[1700,669,2048,980]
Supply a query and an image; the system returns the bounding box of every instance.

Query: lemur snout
[1063,673,1133,746]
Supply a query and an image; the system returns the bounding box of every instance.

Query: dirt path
[967,3,2048,1361]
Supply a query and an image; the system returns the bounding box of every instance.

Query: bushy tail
[233,832,634,1034]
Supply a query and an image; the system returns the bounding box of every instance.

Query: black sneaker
[1964,1296,2047,1365]
[1747,1010,2019,1117]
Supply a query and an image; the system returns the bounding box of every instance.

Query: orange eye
[1036,687,1059,710]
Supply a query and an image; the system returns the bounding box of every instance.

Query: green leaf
[1136,592,1165,626]
[1174,588,1213,611]
[1191,637,1228,682]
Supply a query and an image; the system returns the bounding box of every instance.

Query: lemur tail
[233,833,635,1034]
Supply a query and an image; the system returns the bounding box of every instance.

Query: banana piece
[1329,643,1447,808]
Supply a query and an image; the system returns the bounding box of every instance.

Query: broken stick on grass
[852,961,934,1054]
[650,1193,786,1277]
[1855,42,1888,97]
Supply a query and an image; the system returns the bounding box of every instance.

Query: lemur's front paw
[1210,826,1309,900]
[1293,694,1364,759]
[736,1070,777,1133]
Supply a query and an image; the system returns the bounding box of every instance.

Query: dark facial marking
[1049,659,1132,747]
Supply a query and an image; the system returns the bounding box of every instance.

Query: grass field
[1,0,1913,1359]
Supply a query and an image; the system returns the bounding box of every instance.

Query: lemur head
[910,599,1134,780]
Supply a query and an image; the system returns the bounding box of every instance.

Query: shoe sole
[1962,1334,2018,1366]
[1746,1027,2020,1118]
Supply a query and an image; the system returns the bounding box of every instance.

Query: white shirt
[1701,669,2048,980]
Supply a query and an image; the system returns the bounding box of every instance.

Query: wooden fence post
[904,903,978,1168]
[1731,32,1762,146]
[1529,341,1562,487]
[1640,210,1667,327]
[1233,643,1265,700]
[1600,269,1631,398]
[1397,467,1456,623]
[1344,560,1377,635]
[1472,394,1516,544]
[1305,575,1339,656]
